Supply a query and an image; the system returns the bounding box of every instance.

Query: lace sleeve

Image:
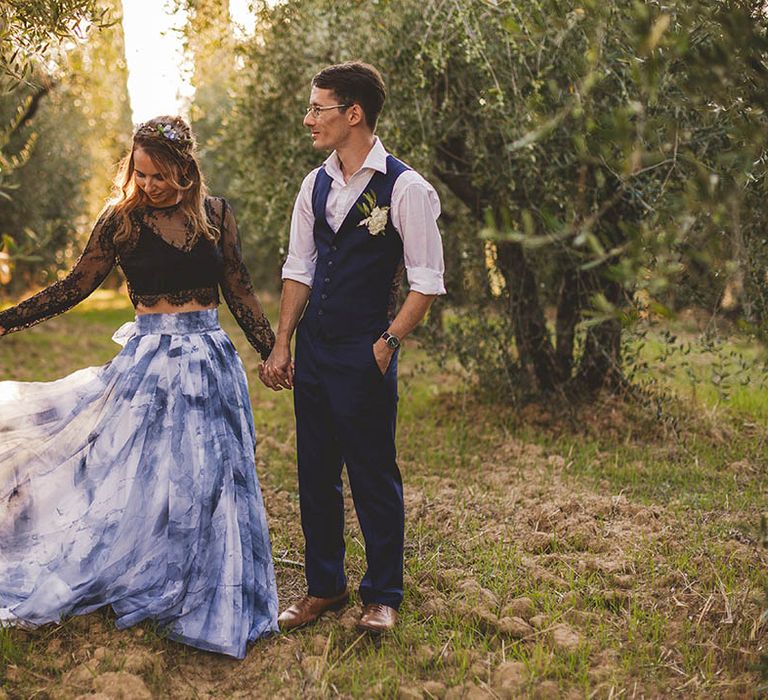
[217,199,275,360]
[0,209,117,334]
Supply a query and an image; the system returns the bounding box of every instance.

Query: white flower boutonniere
[357,191,390,236]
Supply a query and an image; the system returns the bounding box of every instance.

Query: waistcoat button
[324,277,330,283]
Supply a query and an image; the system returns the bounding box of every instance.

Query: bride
[0,115,278,658]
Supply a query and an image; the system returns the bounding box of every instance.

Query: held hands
[258,338,395,389]
[259,343,294,391]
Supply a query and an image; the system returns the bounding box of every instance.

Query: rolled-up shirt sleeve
[392,173,446,295]
[281,170,319,287]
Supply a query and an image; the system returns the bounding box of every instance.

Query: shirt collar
[324,136,388,183]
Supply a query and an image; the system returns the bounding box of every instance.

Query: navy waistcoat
[304,155,410,340]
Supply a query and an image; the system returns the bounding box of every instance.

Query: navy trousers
[293,323,404,609]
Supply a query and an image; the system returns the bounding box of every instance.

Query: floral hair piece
[134,120,191,147]
[157,123,181,140]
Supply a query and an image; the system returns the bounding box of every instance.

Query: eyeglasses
[305,104,350,119]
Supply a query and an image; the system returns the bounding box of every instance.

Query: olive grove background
[2,0,767,400]
[186,0,768,399]
[0,0,131,294]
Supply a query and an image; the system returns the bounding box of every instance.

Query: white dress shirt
[282,137,446,296]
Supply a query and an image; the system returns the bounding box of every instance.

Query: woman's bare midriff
[135,301,217,315]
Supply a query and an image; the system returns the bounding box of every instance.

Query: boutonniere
[357,191,389,236]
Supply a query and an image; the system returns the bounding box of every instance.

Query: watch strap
[381,331,401,349]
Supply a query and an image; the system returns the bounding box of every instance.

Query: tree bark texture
[433,127,627,396]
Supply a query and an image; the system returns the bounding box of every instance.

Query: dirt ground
[3,405,765,699]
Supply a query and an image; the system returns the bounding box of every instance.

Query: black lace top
[0,196,275,360]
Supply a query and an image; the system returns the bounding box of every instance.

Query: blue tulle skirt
[0,309,279,658]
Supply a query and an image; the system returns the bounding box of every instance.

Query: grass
[0,292,766,697]
[627,319,768,424]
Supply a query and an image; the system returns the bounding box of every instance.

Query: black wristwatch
[381,331,401,350]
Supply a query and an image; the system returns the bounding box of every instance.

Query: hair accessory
[157,123,181,141]
[135,120,191,147]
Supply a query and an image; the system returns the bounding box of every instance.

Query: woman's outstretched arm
[0,209,118,335]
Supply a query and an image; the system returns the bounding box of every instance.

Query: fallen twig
[274,557,304,569]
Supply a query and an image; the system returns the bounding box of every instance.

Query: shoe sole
[355,621,395,635]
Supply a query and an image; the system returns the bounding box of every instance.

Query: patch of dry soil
[6,435,766,698]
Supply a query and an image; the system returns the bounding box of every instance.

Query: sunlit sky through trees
[122,0,256,123]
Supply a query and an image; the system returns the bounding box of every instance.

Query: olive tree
[211,0,768,397]
[0,1,130,293]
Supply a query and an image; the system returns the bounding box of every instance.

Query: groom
[261,61,445,633]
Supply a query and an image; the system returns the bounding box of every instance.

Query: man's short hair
[312,61,386,130]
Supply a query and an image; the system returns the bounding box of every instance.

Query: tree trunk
[494,240,560,391]
[435,133,629,395]
[554,267,581,380]
[576,279,624,391]
[434,130,565,392]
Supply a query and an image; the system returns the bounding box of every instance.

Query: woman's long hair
[106,116,218,248]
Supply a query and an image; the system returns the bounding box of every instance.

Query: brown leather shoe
[278,589,350,630]
[356,603,398,634]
